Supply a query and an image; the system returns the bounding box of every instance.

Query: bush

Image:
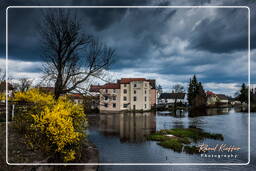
[0,93,5,101]
[13,89,87,162]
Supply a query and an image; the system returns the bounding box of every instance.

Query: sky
[0,0,256,96]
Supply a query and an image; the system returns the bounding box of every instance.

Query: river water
[87,108,256,171]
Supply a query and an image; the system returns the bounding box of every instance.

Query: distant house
[206,91,218,106]
[206,91,229,107]
[216,94,229,104]
[158,93,186,104]
[89,85,101,96]
[229,97,241,106]
[68,93,84,104]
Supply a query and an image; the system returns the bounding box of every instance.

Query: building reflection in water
[97,112,156,143]
[206,108,230,115]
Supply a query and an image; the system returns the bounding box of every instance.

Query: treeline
[237,83,256,105]
[187,75,206,108]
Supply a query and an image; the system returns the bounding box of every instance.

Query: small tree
[39,9,114,99]
[172,84,185,110]
[187,75,206,108]
[157,85,163,94]
[238,83,248,104]
[187,75,198,106]
[192,82,206,107]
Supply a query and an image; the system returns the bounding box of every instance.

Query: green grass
[158,128,223,141]
[158,139,183,152]
[147,134,169,141]
[147,127,223,154]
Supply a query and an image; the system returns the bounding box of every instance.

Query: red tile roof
[89,85,102,92]
[118,78,146,84]
[68,93,84,99]
[206,91,215,96]
[89,83,120,92]
[101,83,120,89]
[89,78,156,92]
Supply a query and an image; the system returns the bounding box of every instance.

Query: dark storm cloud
[189,8,250,53]
[0,0,255,87]
[0,0,151,61]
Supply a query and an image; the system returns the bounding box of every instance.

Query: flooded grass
[147,127,224,154]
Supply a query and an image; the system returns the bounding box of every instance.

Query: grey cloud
[189,8,250,53]
[0,0,255,88]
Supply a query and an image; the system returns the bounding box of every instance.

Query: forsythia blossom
[14,89,87,162]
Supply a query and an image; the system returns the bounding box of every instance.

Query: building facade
[90,78,157,112]
[206,91,229,107]
[158,93,186,104]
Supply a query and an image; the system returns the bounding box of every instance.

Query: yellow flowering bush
[13,89,87,162]
[0,93,5,101]
[14,88,54,106]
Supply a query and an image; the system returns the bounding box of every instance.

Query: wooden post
[11,104,15,121]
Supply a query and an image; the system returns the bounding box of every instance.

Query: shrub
[13,89,87,162]
[0,93,5,101]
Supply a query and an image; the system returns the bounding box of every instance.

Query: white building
[158,93,186,104]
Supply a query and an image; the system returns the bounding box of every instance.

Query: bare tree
[40,9,114,99]
[172,84,184,93]
[172,84,185,112]
[14,78,32,92]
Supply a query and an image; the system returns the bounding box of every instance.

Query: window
[134,84,137,87]
[134,90,136,94]
[133,96,137,101]
[113,103,116,108]
[113,89,116,93]
[104,103,108,108]
[124,84,127,87]
[113,96,116,100]
[123,89,127,94]
[145,90,147,94]
[145,96,147,101]
[123,104,128,108]
[123,96,127,101]
[105,89,108,93]
[145,104,147,108]
[145,83,147,87]
[105,96,108,100]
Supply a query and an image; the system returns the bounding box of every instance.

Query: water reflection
[157,110,186,118]
[189,108,231,117]
[87,109,252,165]
[89,112,156,143]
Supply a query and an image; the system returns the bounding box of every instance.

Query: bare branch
[39,9,115,99]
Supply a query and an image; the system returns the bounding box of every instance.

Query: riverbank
[0,122,99,171]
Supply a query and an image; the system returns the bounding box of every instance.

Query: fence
[0,101,33,122]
